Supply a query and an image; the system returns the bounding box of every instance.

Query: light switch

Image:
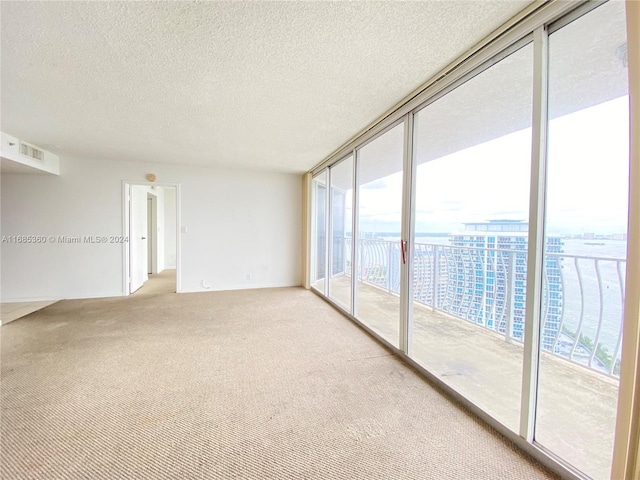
[181,226,187,233]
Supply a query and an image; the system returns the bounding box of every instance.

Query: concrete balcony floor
[315,275,618,480]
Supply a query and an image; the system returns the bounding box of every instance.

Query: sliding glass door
[328,156,354,310]
[535,2,629,478]
[311,171,327,294]
[355,122,405,347]
[410,42,533,431]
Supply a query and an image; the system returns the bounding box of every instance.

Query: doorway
[123,183,179,295]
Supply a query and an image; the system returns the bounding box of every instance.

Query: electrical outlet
[246,274,251,280]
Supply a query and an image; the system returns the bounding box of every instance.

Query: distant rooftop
[462,220,528,232]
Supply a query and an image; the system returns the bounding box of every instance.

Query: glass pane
[410,43,533,431]
[356,123,405,347]
[328,156,354,311]
[311,171,327,293]
[536,2,629,478]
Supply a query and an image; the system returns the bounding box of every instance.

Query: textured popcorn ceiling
[0,1,534,173]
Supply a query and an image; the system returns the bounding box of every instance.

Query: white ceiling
[1,1,535,174]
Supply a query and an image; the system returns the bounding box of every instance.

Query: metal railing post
[433,246,440,311]
[387,240,393,293]
[589,259,605,368]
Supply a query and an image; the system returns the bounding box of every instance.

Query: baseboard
[178,282,302,294]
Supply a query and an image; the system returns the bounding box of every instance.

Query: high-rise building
[444,220,563,351]
[356,220,564,353]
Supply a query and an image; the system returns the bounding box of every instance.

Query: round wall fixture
[146,173,156,182]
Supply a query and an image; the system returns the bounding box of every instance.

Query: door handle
[142,237,146,240]
[400,240,407,264]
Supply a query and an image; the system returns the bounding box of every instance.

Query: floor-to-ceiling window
[311,171,327,294]
[410,42,533,431]
[328,155,354,310]
[307,2,632,476]
[355,122,405,347]
[535,2,629,478]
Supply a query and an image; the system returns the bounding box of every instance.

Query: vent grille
[20,143,44,161]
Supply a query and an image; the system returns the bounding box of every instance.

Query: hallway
[133,269,176,296]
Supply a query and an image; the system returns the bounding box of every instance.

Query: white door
[130,186,148,293]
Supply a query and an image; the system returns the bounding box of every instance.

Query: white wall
[163,186,177,269]
[0,156,302,301]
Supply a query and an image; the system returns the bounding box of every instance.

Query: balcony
[314,237,625,479]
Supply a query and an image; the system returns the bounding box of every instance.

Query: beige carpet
[1,287,558,479]
[133,269,176,296]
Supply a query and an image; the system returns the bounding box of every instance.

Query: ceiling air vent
[20,142,44,161]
